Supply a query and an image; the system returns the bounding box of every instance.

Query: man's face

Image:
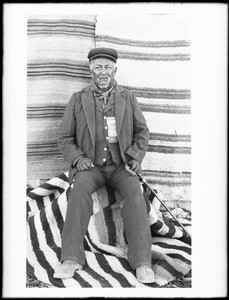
[90,58,117,91]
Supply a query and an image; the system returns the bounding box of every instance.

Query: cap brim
[89,54,117,62]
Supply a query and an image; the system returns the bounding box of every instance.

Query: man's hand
[76,157,94,171]
[127,159,142,175]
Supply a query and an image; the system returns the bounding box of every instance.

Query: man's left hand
[128,159,142,175]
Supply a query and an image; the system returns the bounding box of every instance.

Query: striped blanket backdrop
[27,14,191,287]
[95,14,191,210]
[27,14,96,184]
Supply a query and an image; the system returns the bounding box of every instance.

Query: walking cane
[138,173,191,238]
[125,163,191,238]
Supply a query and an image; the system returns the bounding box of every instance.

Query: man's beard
[95,77,114,91]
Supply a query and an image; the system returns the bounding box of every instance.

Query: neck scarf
[91,81,116,109]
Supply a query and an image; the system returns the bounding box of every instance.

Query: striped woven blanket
[27,172,191,288]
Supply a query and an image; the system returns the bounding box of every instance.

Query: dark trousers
[61,163,152,270]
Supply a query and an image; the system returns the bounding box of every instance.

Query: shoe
[136,265,155,283]
[53,260,83,279]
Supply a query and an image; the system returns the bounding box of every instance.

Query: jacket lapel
[81,88,95,147]
[115,85,126,135]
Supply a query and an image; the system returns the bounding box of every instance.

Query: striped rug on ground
[27,172,191,288]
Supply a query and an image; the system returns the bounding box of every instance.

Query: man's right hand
[76,157,94,171]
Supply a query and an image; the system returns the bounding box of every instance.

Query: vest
[93,92,123,166]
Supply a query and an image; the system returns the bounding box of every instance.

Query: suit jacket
[58,84,149,183]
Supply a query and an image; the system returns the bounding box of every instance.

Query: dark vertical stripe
[84,264,113,287]
[27,193,45,211]
[105,185,117,206]
[27,201,31,219]
[118,257,161,287]
[94,253,133,287]
[51,199,64,236]
[27,186,33,195]
[155,259,185,278]
[39,208,61,260]
[26,259,37,280]
[85,232,112,256]
[57,172,69,183]
[28,216,65,287]
[83,237,91,251]
[150,220,165,235]
[166,253,191,265]
[103,206,117,246]
[72,272,92,287]
[162,218,176,237]
[39,182,65,194]
[105,186,118,246]
[153,241,191,255]
[178,234,192,246]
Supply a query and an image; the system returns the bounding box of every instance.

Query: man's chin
[98,83,110,90]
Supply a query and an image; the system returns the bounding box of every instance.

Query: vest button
[104,147,107,151]
[103,158,106,162]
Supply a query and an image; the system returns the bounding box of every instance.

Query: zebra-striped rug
[27,172,191,288]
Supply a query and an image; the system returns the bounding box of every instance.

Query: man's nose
[100,67,108,74]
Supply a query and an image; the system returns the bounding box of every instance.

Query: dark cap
[87,47,118,63]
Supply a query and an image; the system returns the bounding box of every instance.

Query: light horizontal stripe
[143,152,191,173]
[144,112,191,135]
[95,14,190,42]
[115,59,190,90]
[27,35,95,62]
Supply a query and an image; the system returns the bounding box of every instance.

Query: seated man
[54,47,155,283]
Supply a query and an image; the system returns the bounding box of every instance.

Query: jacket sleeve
[125,94,149,164]
[57,93,85,166]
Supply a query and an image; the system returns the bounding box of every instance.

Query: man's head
[87,47,118,91]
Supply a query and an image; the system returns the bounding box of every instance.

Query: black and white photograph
[3,3,227,298]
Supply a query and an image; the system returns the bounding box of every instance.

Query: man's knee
[120,176,144,201]
[72,172,94,193]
